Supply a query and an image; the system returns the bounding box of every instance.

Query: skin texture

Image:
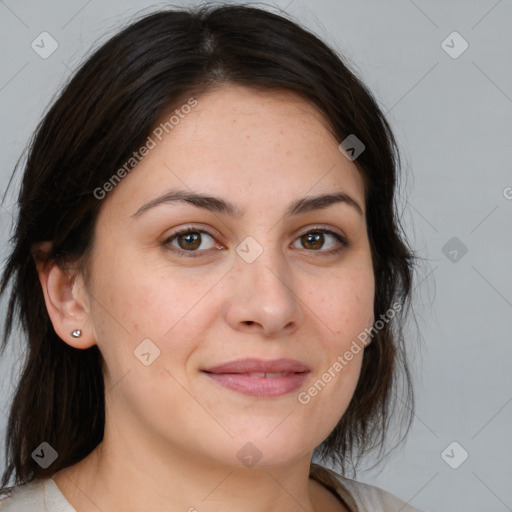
[35,84,375,512]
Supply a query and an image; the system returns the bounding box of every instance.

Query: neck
[52,426,321,512]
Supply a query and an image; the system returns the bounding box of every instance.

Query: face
[78,85,375,468]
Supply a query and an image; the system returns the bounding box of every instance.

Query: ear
[32,241,96,349]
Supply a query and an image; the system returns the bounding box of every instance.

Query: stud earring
[71,329,82,338]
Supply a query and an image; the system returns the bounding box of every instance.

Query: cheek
[310,266,375,343]
[88,249,222,373]
[299,266,373,414]
[89,249,186,335]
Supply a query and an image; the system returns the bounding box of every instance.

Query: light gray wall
[1,1,511,511]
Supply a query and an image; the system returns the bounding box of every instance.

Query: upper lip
[202,358,310,374]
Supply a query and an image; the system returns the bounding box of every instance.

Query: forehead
[100,84,365,219]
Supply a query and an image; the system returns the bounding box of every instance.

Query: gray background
[1,1,511,511]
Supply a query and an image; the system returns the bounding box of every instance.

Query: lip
[201,358,310,397]
[203,358,310,374]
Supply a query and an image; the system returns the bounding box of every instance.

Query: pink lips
[201,358,310,397]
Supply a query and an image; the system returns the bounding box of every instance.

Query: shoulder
[0,479,46,511]
[340,477,424,512]
[309,463,424,512]
[0,478,76,512]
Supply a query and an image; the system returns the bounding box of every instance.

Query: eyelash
[162,226,349,258]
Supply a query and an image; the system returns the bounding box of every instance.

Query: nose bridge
[236,234,291,299]
[226,233,301,335]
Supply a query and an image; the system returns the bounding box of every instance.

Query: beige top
[0,463,423,511]
[309,462,422,511]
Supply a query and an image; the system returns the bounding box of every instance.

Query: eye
[292,228,349,255]
[162,226,349,258]
[163,227,220,258]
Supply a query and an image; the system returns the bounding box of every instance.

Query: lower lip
[202,371,310,397]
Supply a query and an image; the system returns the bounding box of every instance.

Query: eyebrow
[131,187,364,219]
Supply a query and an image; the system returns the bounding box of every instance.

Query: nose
[223,243,303,338]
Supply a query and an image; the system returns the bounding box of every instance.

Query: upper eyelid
[164,225,347,249]
[165,224,346,239]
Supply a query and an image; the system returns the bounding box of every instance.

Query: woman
[0,3,420,511]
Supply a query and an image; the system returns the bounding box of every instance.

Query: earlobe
[33,243,96,350]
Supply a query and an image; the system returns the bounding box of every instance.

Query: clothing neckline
[2,463,360,512]
[309,462,360,512]
[45,462,360,512]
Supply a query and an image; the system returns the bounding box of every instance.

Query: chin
[226,431,317,469]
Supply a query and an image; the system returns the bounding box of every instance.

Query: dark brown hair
[0,2,416,488]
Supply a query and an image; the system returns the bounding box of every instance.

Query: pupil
[181,232,200,250]
[305,233,322,249]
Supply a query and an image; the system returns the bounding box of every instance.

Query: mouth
[201,358,311,397]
